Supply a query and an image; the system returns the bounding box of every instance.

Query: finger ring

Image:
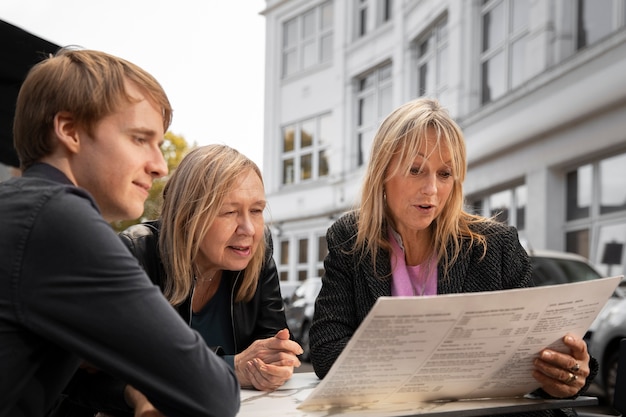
[570,362,580,372]
[565,373,577,384]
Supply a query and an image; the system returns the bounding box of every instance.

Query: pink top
[388,228,438,297]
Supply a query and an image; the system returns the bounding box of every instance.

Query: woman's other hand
[532,333,591,398]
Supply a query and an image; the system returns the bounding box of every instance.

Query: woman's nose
[421,174,437,195]
[237,215,255,235]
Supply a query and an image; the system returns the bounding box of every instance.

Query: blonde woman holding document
[309,98,597,410]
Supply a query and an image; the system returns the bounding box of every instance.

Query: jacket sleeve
[118,221,163,287]
[57,221,171,415]
[23,191,240,417]
[309,213,363,379]
[497,224,534,290]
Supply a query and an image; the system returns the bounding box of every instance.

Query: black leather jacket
[119,220,289,355]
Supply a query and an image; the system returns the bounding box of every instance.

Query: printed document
[299,275,622,410]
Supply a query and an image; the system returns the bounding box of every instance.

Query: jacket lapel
[438,239,470,294]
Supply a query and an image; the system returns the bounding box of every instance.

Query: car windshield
[531,256,602,287]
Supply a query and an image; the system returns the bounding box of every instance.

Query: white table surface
[237,373,597,417]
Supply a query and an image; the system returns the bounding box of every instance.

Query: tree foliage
[110,131,191,233]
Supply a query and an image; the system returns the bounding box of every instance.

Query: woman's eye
[439,171,452,179]
[409,167,422,175]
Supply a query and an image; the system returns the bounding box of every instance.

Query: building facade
[260,0,626,295]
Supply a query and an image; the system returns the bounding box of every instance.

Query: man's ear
[53,111,81,154]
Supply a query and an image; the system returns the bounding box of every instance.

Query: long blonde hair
[159,145,265,305]
[356,97,489,277]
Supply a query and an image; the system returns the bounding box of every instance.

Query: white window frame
[281,1,333,78]
[479,0,531,105]
[565,152,626,277]
[412,16,449,102]
[574,0,626,50]
[275,230,329,283]
[355,62,392,168]
[355,0,393,39]
[468,183,527,232]
[280,113,332,187]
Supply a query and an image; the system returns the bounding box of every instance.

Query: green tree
[110,131,191,233]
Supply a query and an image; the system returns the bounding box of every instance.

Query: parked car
[584,285,626,405]
[527,249,603,287]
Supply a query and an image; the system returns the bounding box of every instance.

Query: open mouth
[229,245,251,255]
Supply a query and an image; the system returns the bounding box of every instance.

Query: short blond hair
[14,47,172,170]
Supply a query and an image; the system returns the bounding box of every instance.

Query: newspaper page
[299,275,622,410]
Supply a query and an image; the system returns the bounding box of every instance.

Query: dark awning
[1,20,59,167]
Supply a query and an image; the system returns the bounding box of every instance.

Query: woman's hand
[532,333,591,398]
[235,328,303,391]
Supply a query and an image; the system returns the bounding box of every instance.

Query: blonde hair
[356,97,490,277]
[14,47,172,170]
[159,144,265,305]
